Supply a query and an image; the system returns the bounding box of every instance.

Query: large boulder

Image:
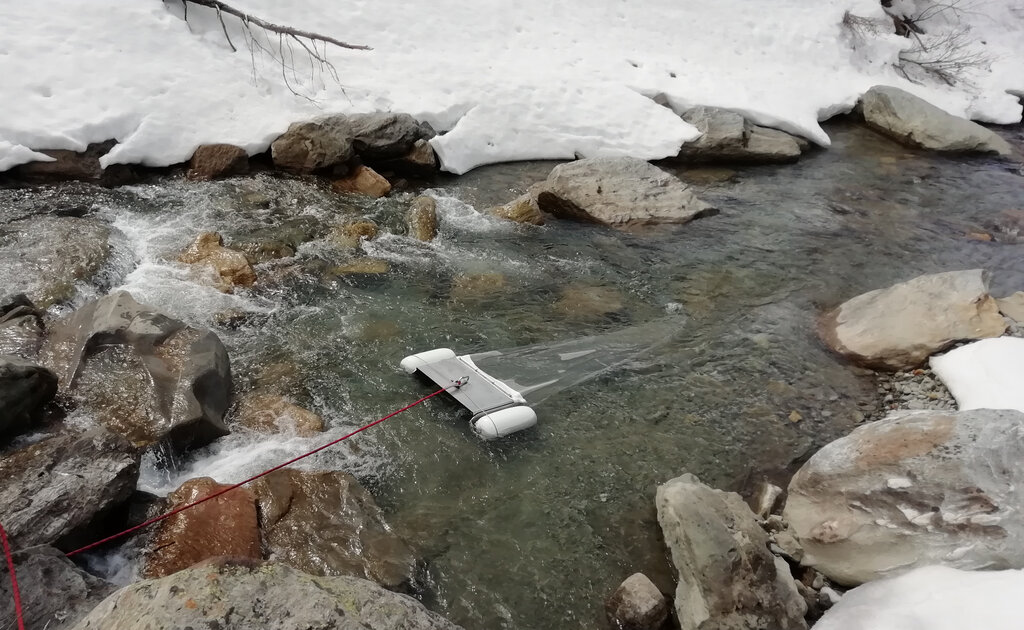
[0,546,114,630]
[188,144,249,180]
[145,477,261,578]
[0,427,139,548]
[40,291,231,450]
[678,106,804,163]
[656,473,807,630]
[820,269,1006,371]
[271,117,355,173]
[784,409,1024,585]
[179,232,257,292]
[0,215,114,307]
[860,86,1013,156]
[0,355,57,437]
[535,157,716,226]
[347,112,434,159]
[252,469,418,591]
[71,560,462,630]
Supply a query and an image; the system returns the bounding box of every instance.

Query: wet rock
[145,477,261,578]
[859,86,1013,156]
[357,319,402,341]
[997,292,1024,323]
[0,355,57,438]
[750,481,784,519]
[331,164,392,198]
[187,143,249,180]
[0,215,113,307]
[785,409,1024,585]
[679,167,737,185]
[253,469,418,591]
[535,157,716,226]
[407,195,439,241]
[0,427,139,548]
[348,112,434,159]
[487,192,546,225]
[71,560,462,630]
[605,572,669,630]
[554,285,625,320]
[179,232,257,292]
[331,258,390,275]
[988,208,1024,243]
[0,294,45,357]
[40,291,231,450]
[329,219,379,249]
[235,393,324,436]
[270,117,355,173]
[0,546,114,630]
[656,473,808,630]
[450,273,508,303]
[11,140,134,185]
[235,216,323,262]
[677,106,803,163]
[375,138,439,177]
[820,269,1005,371]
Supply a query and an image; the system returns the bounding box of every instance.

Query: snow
[815,565,1024,630]
[930,337,1024,413]
[0,0,1022,174]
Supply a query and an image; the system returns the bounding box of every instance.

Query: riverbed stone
[678,106,804,163]
[554,285,625,320]
[0,355,57,438]
[820,269,1006,371]
[656,473,808,630]
[535,157,715,226]
[860,86,1013,156]
[487,192,546,225]
[785,409,1024,585]
[187,143,249,180]
[145,477,261,578]
[407,195,439,241]
[0,427,139,548]
[179,231,257,292]
[252,469,418,591]
[235,392,324,436]
[70,560,463,630]
[348,112,434,159]
[40,291,231,450]
[0,546,115,630]
[605,572,669,630]
[332,164,392,198]
[271,117,355,173]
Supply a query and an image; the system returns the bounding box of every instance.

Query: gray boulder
[40,291,231,450]
[656,473,807,630]
[0,546,114,630]
[0,427,139,548]
[678,106,804,163]
[348,112,434,159]
[820,269,1006,371]
[0,355,57,438]
[71,560,463,630]
[785,409,1024,585]
[535,157,716,226]
[605,572,670,630]
[860,86,1013,156]
[271,117,355,173]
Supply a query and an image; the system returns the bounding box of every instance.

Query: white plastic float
[401,347,538,439]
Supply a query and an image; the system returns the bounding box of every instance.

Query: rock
[375,138,439,177]
[0,427,139,548]
[235,393,324,436]
[11,140,134,185]
[750,481,784,519]
[535,157,716,226]
[331,164,392,198]
[554,285,625,320]
[656,473,807,630]
[820,269,1006,371]
[605,573,670,630]
[0,216,113,306]
[252,469,417,591]
[997,292,1024,323]
[145,477,261,578]
[71,560,462,630]
[487,192,546,225]
[270,117,355,173]
[678,106,803,163]
[347,113,434,159]
[0,294,45,357]
[179,232,257,292]
[773,530,805,563]
[449,273,507,303]
[988,208,1024,243]
[331,258,390,275]
[859,86,1013,156]
[329,219,379,249]
[0,355,57,438]
[407,195,439,241]
[187,144,249,180]
[0,546,114,630]
[784,409,1024,585]
[40,291,231,450]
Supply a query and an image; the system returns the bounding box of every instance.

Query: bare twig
[181,0,370,51]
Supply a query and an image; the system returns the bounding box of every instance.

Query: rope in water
[2,385,451,630]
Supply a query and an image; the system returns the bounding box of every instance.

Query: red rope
[1,520,26,630]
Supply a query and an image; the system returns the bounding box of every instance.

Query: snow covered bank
[0,0,1021,174]
[930,337,1024,413]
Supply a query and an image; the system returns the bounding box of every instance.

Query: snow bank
[815,565,1024,630]
[930,337,1024,413]
[0,0,1021,174]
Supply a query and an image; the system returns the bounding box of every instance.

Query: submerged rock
[330,219,380,249]
[71,560,463,630]
[253,469,418,591]
[820,269,1005,371]
[785,409,1024,585]
[0,355,57,438]
[678,106,804,163]
[554,285,625,320]
[0,293,45,357]
[179,231,257,292]
[605,572,669,630]
[656,473,807,630]
[331,258,391,275]
[235,392,324,436]
[535,157,716,226]
[0,546,114,630]
[406,195,439,241]
[332,164,392,198]
[860,86,1013,156]
[187,143,249,180]
[0,427,139,548]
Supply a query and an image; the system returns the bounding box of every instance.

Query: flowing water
[2,119,1023,628]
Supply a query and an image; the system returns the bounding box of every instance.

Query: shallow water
[2,120,1023,629]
